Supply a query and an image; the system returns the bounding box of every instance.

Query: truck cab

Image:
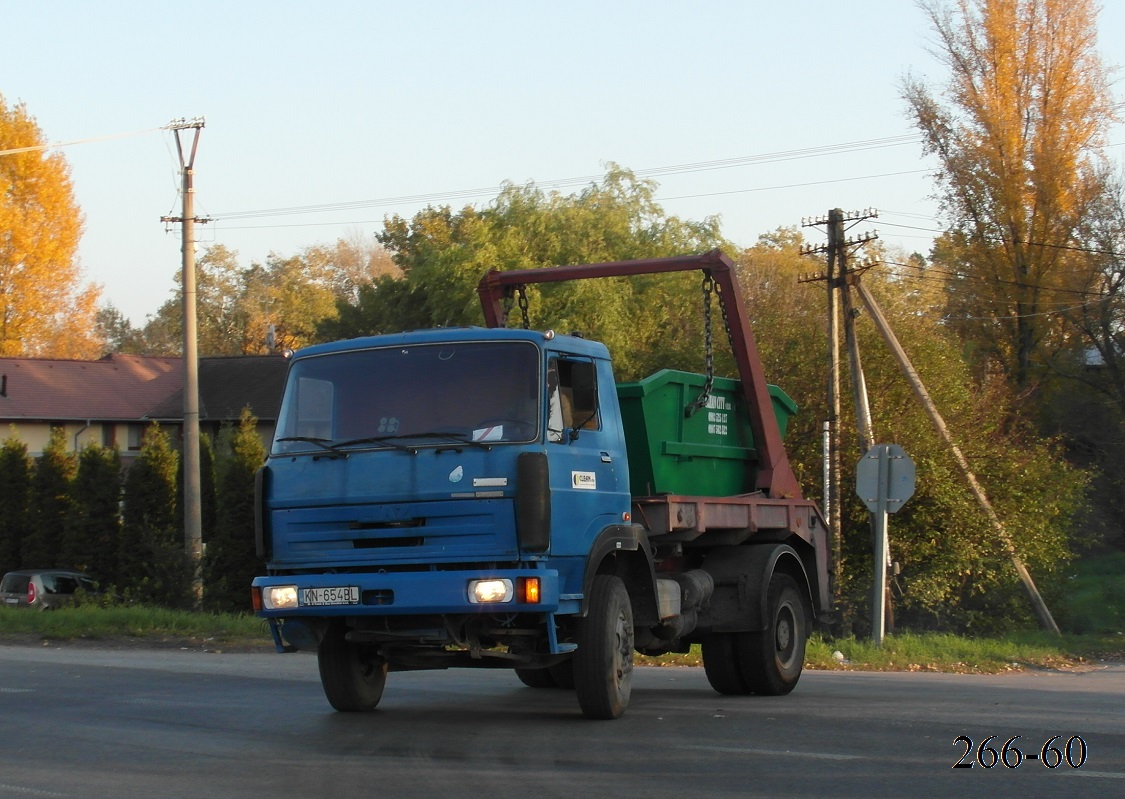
[254,328,649,709]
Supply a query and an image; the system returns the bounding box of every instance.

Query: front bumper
[253,568,560,617]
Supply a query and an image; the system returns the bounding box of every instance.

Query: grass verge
[2,606,1121,671]
[636,631,1124,671]
[0,604,271,651]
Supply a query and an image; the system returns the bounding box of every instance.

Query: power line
[883,258,1108,297]
[0,125,166,157]
[210,135,927,221]
[212,169,938,231]
[889,269,1105,307]
[875,217,1125,260]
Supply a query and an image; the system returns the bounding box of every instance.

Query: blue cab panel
[258,328,631,618]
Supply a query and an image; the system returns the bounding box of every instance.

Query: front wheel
[317,625,388,712]
[574,575,634,719]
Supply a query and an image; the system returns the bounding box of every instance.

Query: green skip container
[615,369,797,497]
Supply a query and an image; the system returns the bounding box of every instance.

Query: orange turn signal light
[520,577,541,604]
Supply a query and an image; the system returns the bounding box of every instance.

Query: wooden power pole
[801,208,880,623]
[161,117,210,603]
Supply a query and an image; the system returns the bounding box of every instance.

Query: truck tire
[702,633,749,695]
[514,659,574,689]
[317,626,388,712]
[737,573,807,695]
[514,667,557,688]
[574,575,634,719]
[549,658,575,689]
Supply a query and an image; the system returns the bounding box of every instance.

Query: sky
[3,0,1125,327]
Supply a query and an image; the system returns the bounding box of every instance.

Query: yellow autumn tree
[0,95,100,357]
[903,0,1117,388]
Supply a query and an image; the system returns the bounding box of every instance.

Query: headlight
[468,578,513,604]
[263,585,299,610]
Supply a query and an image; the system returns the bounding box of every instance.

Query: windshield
[272,340,542,455]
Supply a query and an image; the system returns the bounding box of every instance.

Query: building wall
[4,421,162,458]
[3,420,276,458]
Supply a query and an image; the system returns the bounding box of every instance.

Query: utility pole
[161,117,210,603]
[800,208,879,626]
[800,212,842,615]
[837,215,878,455]
[833,211,887,636]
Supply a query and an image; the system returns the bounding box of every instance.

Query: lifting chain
[686,274,716,418]
[500,286,532,329]
[517,286,531,330]
[714,275,733,354]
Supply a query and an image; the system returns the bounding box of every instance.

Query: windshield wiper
[275,435,416,456]
[330,435,420,454]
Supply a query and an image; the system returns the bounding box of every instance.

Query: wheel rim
[613,607,634,688]
[358,657,382,685]
[775,602,796,666]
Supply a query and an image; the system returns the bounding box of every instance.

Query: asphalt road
[0,644,1121,799]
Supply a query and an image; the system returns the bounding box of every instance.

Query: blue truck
[252,250,830,719]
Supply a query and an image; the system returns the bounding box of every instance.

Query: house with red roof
[0,353,288,457]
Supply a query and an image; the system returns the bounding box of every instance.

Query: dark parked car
[0,570,100,610]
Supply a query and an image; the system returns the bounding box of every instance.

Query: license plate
[3,598,17,605]
[301,586,360,606]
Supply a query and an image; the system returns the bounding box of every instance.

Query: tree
[0,431,32,573]
[178,432,217,551]
[119,423,192,607]
[1035,177,1125,551]
[311,230,400,304]
[903,0,1116,388]
[95,304,146,355]
[205,408,266,613]
[61,444,121,580]
[239,251,340,354]
[197,245,247,354]
[21,427,77,568]
[141,241,364,356]
[316,274,430,341]
[0,95,101,358]
[739,231,1082,632]
[138,244,244,357]
[326,165,728,379]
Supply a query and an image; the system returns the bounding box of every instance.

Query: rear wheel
[574,575,634,719]
[702,633,749,695]
[738,574,808,695]
[549,658,575,689]
[317,625,388,712]
[514,667,558,688]
[514,658,574,689]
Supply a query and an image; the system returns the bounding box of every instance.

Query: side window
[548,357,600,443]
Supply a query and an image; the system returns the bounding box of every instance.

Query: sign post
[856,444,915,646]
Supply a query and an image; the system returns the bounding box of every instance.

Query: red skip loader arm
[476,249,803,500]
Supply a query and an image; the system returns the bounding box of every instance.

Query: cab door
[545,355,631,557]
